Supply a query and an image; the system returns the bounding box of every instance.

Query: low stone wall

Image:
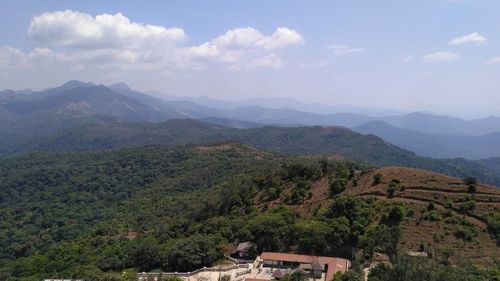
[137,265,247,281]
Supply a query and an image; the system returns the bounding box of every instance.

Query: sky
[1,0,500,118]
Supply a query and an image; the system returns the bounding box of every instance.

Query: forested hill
[0,144,281,279]
[0,144,498,280]
[4,118,500,185]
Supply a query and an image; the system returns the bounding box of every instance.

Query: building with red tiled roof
[260,252,350,281]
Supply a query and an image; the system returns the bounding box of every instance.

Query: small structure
[299,259,324,278]
[407,251,428,257]
[232,241,257,259]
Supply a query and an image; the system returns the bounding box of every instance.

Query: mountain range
[1,80,500,279]
[1,80,500,184]
[352,121,500,160]
[4,80,500,133]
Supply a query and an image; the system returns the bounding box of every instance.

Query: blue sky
[1,0,500,118]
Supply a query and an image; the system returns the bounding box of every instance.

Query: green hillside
[0,144,498,281]
[3,118,500,185]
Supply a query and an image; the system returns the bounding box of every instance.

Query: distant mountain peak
[61,80,94,90]
[358,120,394,128]
[109,82,131,91]
[481,115,500,121]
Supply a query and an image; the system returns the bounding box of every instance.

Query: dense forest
[0,144,498,281]
[2,119,500,186]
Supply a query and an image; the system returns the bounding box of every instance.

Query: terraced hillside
[257,166,500,265]
[346,167,500,265]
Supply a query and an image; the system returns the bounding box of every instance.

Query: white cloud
[212,27,264,48]
[28,48,57,61]
[327,44,364,55]
[449,32,486,45]
[0,46,65,70]
[211,27,304,50]
[212,27,264,47]
[0,46,27,66]
[29,10,186,49]
[18,10,304,71]
[255,27,305,49]
[423,51,459,63]
[0,8,306,90]
[486,57,500,64]
[246,54,284,69]
[177,27,302,69]
[185,43,242,64]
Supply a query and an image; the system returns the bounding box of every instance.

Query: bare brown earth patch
[257,166,500,265]
[345,167,500,265]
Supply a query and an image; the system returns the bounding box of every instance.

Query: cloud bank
[1,10,304,73]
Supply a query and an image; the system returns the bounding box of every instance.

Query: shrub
[287,188,307,204]
[467,184,477,193]
[387,205,405,224]
[373,173,383,185]
[386,179,401,198]
[295,179,311,190]
[330,178,347,196]
[390,178,401,185]
[444,200,453,209]
[424,210,441,222]
[454,224,477,241]
[406,209,415,218]
[282,161,322,181]
[427,202,435,211]
[332,271,362,281]
[487,212,500,245]
[463,177,477,193]
[282,270,308,281]
[386,185,396,198]
[463,177,477,186]
[265,187,280,201]
[433,232,445,242]
[328,196,372,233]
[445,216,460,225]
[459,200,475,215]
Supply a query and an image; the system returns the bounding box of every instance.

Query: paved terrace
[260,252,350,281]
[138,253,350,281]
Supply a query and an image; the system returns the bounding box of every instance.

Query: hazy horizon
[1,0,500,119]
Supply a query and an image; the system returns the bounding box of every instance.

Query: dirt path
[405,188,500,203]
